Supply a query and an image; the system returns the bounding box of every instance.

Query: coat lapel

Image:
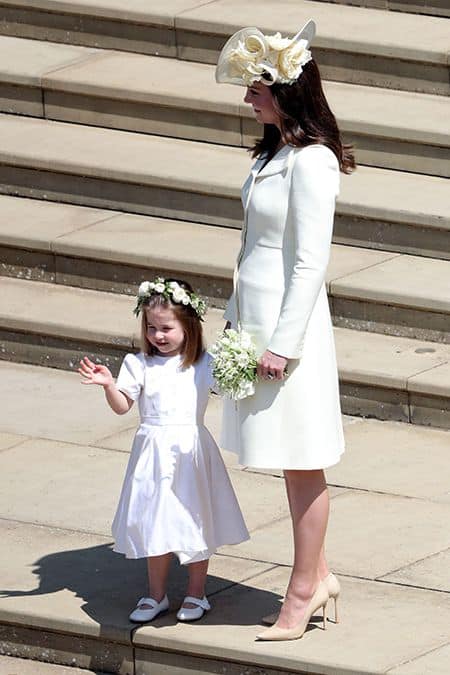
[243,146,293,213]
[255,145,292,179]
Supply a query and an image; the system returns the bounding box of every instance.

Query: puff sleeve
[116,352,145,401]
[267,146,339,359]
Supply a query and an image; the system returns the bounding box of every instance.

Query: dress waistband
[139,416,202,427]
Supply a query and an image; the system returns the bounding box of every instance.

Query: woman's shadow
[0,543,292,632]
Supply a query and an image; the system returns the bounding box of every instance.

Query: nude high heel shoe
[262,572,340,626]
[324,572,340,623]
[256,582,328,641]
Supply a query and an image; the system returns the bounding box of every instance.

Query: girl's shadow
[0,543,285,630]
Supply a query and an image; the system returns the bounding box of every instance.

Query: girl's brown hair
[251,59,355,174]
[140,279,204,368]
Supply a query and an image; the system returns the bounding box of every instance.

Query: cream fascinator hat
[215,19,316,87]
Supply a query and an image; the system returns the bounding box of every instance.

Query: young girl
[79,278,249,623]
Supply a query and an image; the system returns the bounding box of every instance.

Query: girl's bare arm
[79,356,133,415]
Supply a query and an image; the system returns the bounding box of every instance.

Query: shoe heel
[322,601,328,630]
[334,596,339,624]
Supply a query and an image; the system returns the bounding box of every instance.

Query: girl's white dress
[112,351,249,564]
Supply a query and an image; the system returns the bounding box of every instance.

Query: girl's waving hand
[79,356,133,414]
[79,356,114,387]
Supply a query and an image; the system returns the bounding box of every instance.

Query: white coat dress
[221,143,345,470]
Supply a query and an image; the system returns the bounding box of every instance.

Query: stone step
[0,115,448,259]
[1,195,450,344]
[0,655,109,675]
[1,383,449,675]
[1,526,449,675]
[314,0,450,18]
[1,37,449,177]
[0,0,449,95]
[1,275,450,428]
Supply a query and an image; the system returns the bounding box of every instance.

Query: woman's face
[244,82,280,126]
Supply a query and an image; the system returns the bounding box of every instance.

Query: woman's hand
[79,356,114,388]
[257,350,288,381]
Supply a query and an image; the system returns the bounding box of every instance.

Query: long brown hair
[140,279,204,368]
[251,59,355,174]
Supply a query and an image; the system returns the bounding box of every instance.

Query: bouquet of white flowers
[210,328,258,400]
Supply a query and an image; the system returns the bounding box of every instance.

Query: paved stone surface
[0,34,98,87]
[334,327,450,389]
[331,254,450,313]
[3,277,450,429]
[2,37,446,156]
[221,489,450,579]
[314,0,450,18]
[0,362,449,674]
[0,433,26,451]
[43,48,241,114]
[0,520,272,632]
[0,654,108,674]
[0,194,113,250]
[0,361,138,445]
[0,276,136,345]
[0,439,131,535]
[134,571,450,675]
[0,0,214,25]
[388,642,450,674]
[408,360,450,397]
[178,0,450,63]
[0,114,448,230]
[52,212,238,277]
[1,1,449,672]
[381,548,450,592]
[327,418,450,499]
[325,490,450,579]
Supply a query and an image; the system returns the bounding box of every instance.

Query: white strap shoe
[176,596,211,622]
[129,595,169,623]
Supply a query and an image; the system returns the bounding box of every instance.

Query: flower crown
[216,20,315,87]
[134,278,207,320]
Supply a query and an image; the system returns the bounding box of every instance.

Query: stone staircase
[1,0,449,430]
[0,2,449,673]
[313,0,450,18]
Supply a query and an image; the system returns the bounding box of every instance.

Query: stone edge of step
[0,0,449,65]
[1,277,449,399]
[0,38,448,149]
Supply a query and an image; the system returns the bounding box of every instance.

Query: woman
[216,20,355,641]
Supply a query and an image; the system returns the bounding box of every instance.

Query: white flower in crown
[138,281,151,296]
[133,277,207,319]
[171,286,187,303]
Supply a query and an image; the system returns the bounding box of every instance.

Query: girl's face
[145,305,185,357]
[244,82,280,126]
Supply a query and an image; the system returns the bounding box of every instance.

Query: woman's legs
[146,553,172,603]
[276,469,329,629]
[318,545,330,580]
[182,558,209,608]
